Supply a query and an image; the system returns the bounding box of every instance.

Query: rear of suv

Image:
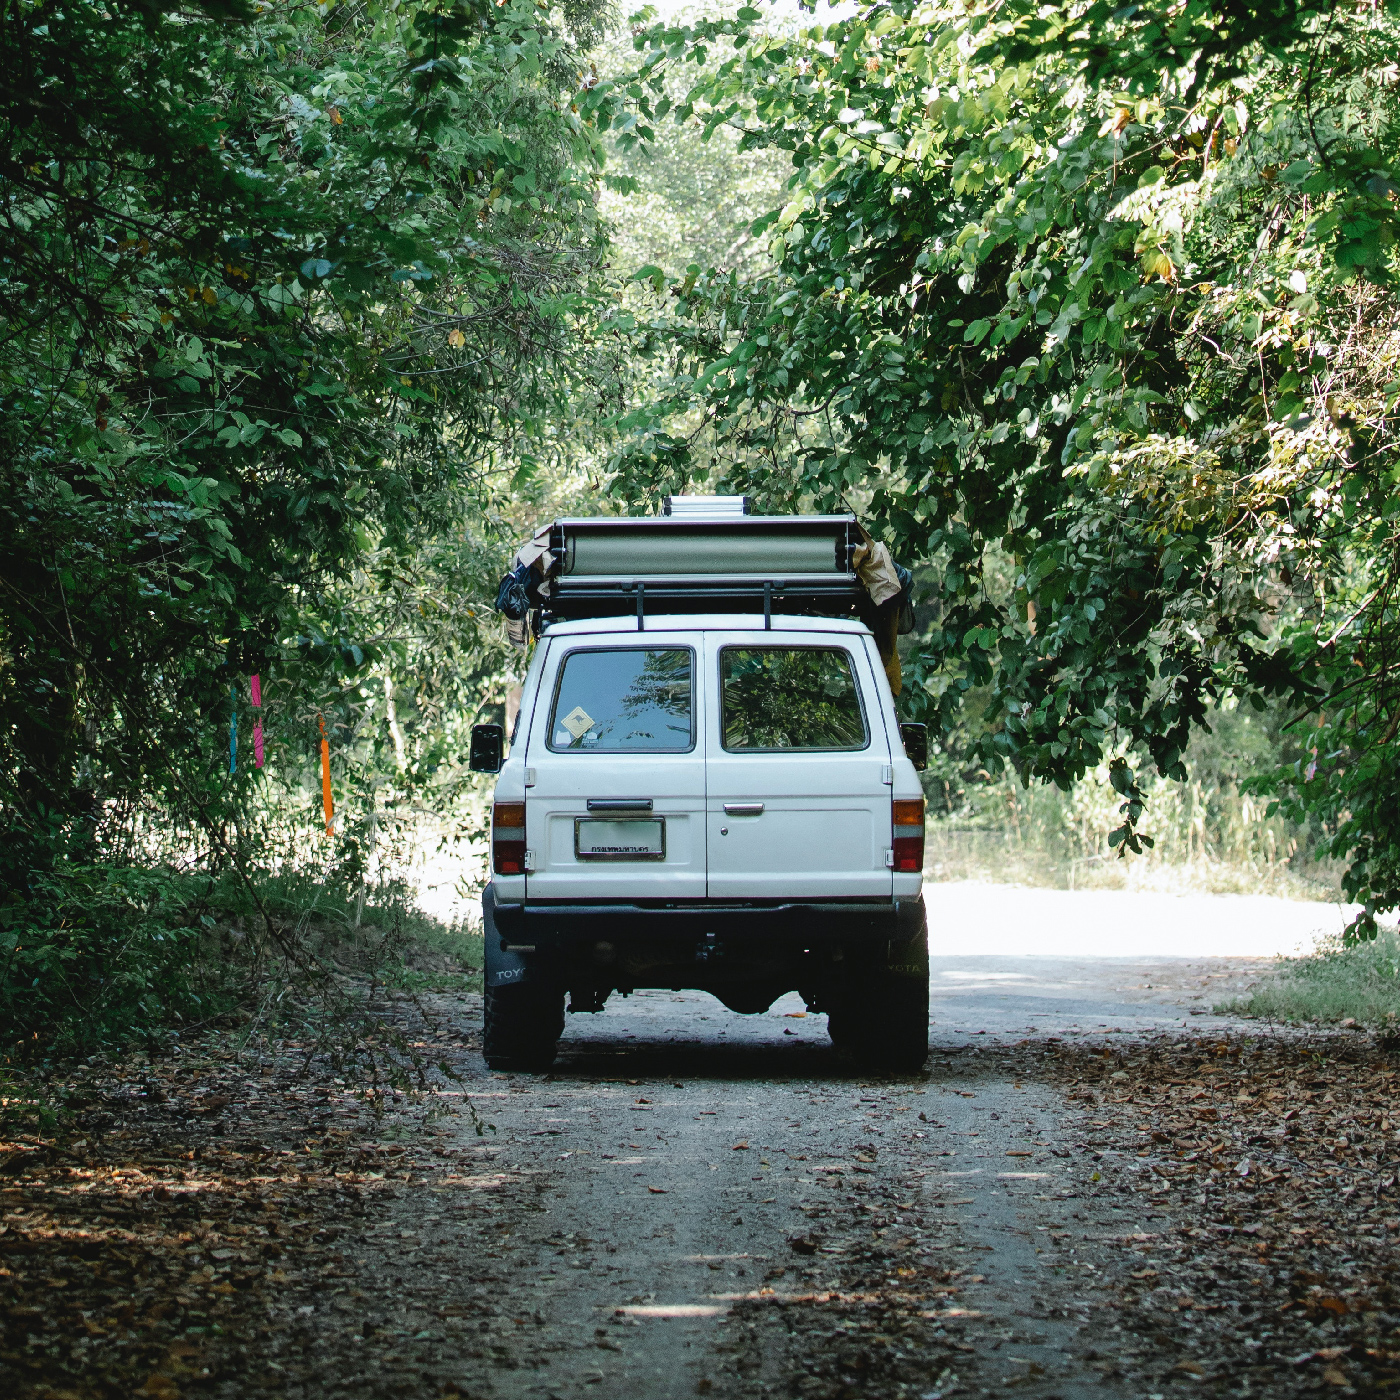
[475,611,928,1072]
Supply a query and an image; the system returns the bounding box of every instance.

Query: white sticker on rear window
[560,705,596,740]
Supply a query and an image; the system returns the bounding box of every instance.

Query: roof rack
[540,511,863,626]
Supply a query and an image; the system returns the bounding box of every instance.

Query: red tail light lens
[493,801,526,875]
[892,797,925,874]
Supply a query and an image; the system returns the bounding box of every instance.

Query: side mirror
[469,723,505,774]
[899,721,928,772]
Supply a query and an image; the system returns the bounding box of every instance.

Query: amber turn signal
[891,797,925,873]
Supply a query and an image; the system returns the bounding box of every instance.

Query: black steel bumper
[492,897,918,941]
[482,884,924,989]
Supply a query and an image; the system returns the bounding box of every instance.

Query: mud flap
[884,895,930,979]
[483,882,532,989]
[827,896,929,1070]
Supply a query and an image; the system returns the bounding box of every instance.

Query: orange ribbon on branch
[317,713,334,836]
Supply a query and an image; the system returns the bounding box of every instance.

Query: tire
[828,973,929,1072]
[827,916,930,1073]
[483,983,565,1071]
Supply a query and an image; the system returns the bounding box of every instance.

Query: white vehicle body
[490,615,923,908]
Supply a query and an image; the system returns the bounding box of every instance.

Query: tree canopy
[608,0,1400,930]
[0,0,631,1040]
[1,0,623,868]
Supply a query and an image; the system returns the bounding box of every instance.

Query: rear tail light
[493,801,526,875]
[892,797,925,873]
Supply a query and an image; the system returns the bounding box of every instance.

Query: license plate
[574,817,666,861]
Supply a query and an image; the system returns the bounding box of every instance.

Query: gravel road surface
[9,886,1392,1400]
[337,887,1356,1400]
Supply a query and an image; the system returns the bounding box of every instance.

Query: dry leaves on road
[1,1031,483,1400]
[1002,1031,1400,1394]
[705,1032,1400,1399]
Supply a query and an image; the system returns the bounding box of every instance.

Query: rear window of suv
[720,647,867,751]
[548,647,695,752]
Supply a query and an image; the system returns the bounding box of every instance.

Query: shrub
[1222,931,1400,1032]
[0,864,233,1054]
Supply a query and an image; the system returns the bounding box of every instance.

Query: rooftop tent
[498,497,913,692]
[542,508,862,623]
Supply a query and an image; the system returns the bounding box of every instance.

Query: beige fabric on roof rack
[851,538,902,607]
[514,524,552,572]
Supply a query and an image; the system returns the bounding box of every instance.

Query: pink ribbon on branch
[250,674,265,768]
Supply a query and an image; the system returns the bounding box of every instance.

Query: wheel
[826,918,929,1073]
[870,972,931,1071]
[828,973,929,1071]
[483,983,565,1070]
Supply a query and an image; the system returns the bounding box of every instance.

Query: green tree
[0,0,619,856]
[0,0,627,1042]
[606,0,1400,926]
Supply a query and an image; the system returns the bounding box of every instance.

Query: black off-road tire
[874,972,931,1071]
[483,983,565,1071]
[827,974,929,1072]
[827,915,930,1073]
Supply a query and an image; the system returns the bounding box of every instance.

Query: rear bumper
[482,883,924,989]
[493,897,916,940]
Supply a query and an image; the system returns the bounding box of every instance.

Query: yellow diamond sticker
[561,706,595,740]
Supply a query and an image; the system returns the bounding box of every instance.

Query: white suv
[471,610,929,1072]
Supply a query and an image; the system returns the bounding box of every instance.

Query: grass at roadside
[1219,929,1400,1031]
[381,919,484,994]
[1,859,483,1060]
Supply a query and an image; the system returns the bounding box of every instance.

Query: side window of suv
[720,647,868,751]
[548,647,695,752]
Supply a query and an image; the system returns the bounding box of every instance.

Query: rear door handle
[587,798,654,812]
[723,803,764,816]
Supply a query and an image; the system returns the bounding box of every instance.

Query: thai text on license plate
[574,818,665,861]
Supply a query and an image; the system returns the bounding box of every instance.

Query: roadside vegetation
[922,695,1344,897]
[0,0,612,1063]
[1222,929,1400,1032]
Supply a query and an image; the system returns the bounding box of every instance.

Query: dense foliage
[609,0,1400,930]
[0,0,623,1045]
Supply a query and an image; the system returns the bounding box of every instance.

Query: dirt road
[317,950,1275,1400]
[10,889,1397,1399]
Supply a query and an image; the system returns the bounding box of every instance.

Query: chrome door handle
[587,798,653,812]
[723,802,764,816]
